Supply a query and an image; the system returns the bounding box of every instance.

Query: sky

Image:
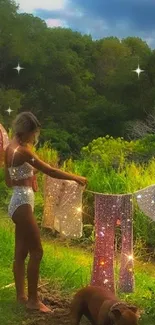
[16,0,155,48]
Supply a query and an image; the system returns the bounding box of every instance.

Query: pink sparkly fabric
[118,194,135,293]
[91,194,134,293]
[0,124,9,167]
[0,124,9,150]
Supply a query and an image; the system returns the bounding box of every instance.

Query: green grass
[0,210,155,324]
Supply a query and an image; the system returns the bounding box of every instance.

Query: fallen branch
[0,282,15,290]
[0,282,49,290]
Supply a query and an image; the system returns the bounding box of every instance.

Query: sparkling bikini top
[8,146,34,181]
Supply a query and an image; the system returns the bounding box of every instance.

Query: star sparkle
[127,255,133,261]
[133,64,144,78]
[6,107,13,115]
[13,63,24,74]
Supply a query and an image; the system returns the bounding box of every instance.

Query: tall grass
[0,216,155,324]
[0,215,92,291]
[1,140,155,248]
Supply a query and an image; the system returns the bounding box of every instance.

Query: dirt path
[25,287,90,325]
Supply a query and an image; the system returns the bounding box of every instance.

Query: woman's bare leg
[12,204,51,312]
[12,218,29,303]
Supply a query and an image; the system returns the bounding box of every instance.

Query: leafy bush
[2,137,155,250]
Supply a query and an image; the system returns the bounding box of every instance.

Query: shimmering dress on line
[8,146,35,217]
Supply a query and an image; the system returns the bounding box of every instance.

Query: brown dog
[70,286,139,325]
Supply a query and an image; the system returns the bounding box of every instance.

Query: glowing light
[104,279,108,284]
[77,207,82,212]
[133,64,144,78]
[13,63,24,74]
[6,107,13,115]
[128,255,133,261]
[100,261,105,266]
[99,231,104,237]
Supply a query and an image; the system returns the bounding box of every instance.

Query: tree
[1,0,155,157]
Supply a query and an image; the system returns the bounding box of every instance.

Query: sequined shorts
[8,186,34,218]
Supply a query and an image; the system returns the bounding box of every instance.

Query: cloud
[16,0,66,13]
[45,18,66,28]
[16,0,155,48]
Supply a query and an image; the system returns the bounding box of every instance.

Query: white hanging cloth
[134,184,155,221]
[42,176,84,238]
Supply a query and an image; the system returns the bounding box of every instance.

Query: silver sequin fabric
[8,186,34,217]
[8,162,33,180]
[42,176,84,238]
[7,147,35,217]
[134,184,155,221]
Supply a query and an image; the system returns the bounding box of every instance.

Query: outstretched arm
[20,147,87,186]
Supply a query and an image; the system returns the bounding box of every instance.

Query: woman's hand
[73,175,87,186]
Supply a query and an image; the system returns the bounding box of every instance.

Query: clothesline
[84,189,132,195]
[1,182,155,231]
[84,185,155,222]
[84,184,155,196]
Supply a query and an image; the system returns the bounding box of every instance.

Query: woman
[4,111,87,313]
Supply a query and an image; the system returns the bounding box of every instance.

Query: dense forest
[1,0,155,158]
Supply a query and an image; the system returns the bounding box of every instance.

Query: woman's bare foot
[26,300,52,313]
[17,296,28,304]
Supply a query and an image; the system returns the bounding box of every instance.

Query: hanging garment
[134,184,155,221]
[91,193,134,294]
[0,123,9,150]
[0,123,10,167]
[91,194,122,292]
[42,175,84,238]
[118,194,135,293]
